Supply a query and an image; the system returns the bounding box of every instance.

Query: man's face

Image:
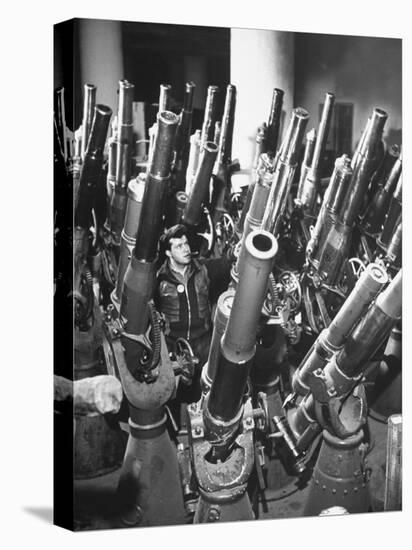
[167,235,191,266]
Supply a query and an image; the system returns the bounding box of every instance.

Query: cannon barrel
[120,111,178,334]
[174,81,196,191]
[292,262,388,395]
[266,88,284,156]
[159,83,172,112]
[243,154,275,238]
[54,86,67,161]
[114,173,146,305]
[261,107,309,234]
[183,141,218,227]
[117,79,134,147]
[207,230,278,423]
[75,104,112,229]
[81,83,97,158]
[296,92,334,213]
[133,110,179,262]
[341,108,387,226]
[378,174,402,251]
[362,153,402,236]
[291,270,402,443]
[201,85,219,147]
[297,128,316,196]
[335,269,402,379]
[217,84,236,166]
[306,155,353,285]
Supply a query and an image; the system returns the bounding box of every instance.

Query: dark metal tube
[54,87,67,161]
[306,156,353,285]
[297,93,334,213]
[378,175,402,250]
[311,92,335,173]
[243,169,273,238]
[183,141,218,226]
[133,111,179,262]
[81,84,97,158]
[386,218,402,268]
[208,230,278,422]
[159,84,172,112]
[202,289,235,392]
[367,144,400,200]
[75,104,112,229]
[174,82,196,191]
[201,85,219,146]
[110,143,131,243]
[292,263,388,394]
[323,155,353,214]
[341,108,387,226]
[384,414,402,511]
[115,174,146,304]
[252,124,267,170]
[117,80,135,148]
[261,108,309,234]
[266,88,284,155]
[336,270,402,378]
[297,128,317,197]
[237,153,274,235]
[185,130,202,195]
[106,138,117,206]
[217,84,236,165]
[362,154,402,235]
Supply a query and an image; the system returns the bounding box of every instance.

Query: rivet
[322,485,326,491]
[332,489,337,494]
[344,489,348,495]
[354,487,358,493]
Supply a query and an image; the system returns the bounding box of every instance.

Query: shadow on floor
[23,506,53,524]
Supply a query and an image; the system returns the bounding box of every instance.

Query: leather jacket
[156,259,211,341]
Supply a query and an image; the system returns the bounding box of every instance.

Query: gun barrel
[297,93,334,213]
[183,141,219,226]
[386,218,402,267]
[208,230,278,422]
[54,87,68,161]
[117,80,135,147]
[262,107,309,233]
[114,174,146,304]
[75,104,112,228]
[133,110,179,262]
[297,128,317,196]
[81,83,97,158]
[202,289,235,393]
[266,88,284,155]
[174,81,196,175]
[379,175,402,250]
[363,154,402,235]
[159,83,172,112]
[311,92,335,174]
[217,84,236,166]
[201,85,219,146]
[293,263,388,394]
[336,269,402,379]
[341,108,387,226]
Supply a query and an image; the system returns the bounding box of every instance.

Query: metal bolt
[322,485,326,491]
[338,454,343,462]
[332,489,337,494]
[194,426,202,436]
[208,507,220,522]
[343,489,348,495]
[354,487,358,493]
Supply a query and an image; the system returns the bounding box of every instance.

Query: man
[156,224,213,404]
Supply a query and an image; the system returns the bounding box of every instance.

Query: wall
[294,34,402,150]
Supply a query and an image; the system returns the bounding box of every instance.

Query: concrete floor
[73,414,390,530]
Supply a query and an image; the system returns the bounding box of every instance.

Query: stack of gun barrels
[54,78,402,529]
